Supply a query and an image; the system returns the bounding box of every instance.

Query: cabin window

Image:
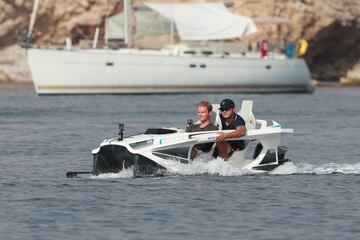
[129,139,154,149]
[144,128,177,134]
[190,142,216,160]
[153,147,190,163]
[192,142,214,153]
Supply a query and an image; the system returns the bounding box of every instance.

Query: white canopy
[144,2,257,41]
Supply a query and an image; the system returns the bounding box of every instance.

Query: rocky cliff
[1,0,360,84]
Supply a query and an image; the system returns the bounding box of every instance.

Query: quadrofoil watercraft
[66,100,293,178]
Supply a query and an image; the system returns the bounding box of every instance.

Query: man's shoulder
[190,124,201,132]
[234,114,246,126]
[190,123,218,132]
[203,123,218,131]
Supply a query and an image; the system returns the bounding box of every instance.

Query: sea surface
[0,84,359,240]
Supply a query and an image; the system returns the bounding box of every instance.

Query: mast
[170,5,174,45]
[170,18,174,45]
[124,0,132,48]
[27,0,41,43]
[92,25,100,49]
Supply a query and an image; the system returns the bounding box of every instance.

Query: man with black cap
[216,98,246,160]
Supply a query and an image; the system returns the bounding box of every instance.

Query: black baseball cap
[219,98,235,111]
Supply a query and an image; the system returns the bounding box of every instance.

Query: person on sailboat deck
[216,99,247,160]
[188,101,218,159]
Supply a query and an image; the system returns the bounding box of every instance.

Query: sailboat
[26,1,313,94]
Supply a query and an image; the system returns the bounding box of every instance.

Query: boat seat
[238,100,256,130]
[211,104,222,130]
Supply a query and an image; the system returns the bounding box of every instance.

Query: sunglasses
[220,107,232,112]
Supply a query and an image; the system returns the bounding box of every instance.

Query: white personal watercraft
[66,100,293,177]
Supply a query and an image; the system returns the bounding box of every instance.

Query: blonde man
[189,101,218,159]
[188,101,218,132]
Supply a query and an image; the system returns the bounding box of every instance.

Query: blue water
[0,84,359,240]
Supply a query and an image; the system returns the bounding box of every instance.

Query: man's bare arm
[215,125,246,142]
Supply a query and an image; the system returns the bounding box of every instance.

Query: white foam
[295,162,360,175]
[270,162,360,175]
[88,161,360,179]
[168,157,255,176]
[270,161,298,175]
[90,167,134,179]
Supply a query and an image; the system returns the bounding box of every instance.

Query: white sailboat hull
[27,48,313,94]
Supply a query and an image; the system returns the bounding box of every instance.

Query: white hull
[28,48,313,94]
[86,101,294,176]
[65,100,294,177]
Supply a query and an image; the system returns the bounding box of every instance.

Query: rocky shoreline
[0,45,31,83]
[340,63,360,86]
[1,0,360,85]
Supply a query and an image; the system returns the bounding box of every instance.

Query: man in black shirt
[216,99,246,160]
